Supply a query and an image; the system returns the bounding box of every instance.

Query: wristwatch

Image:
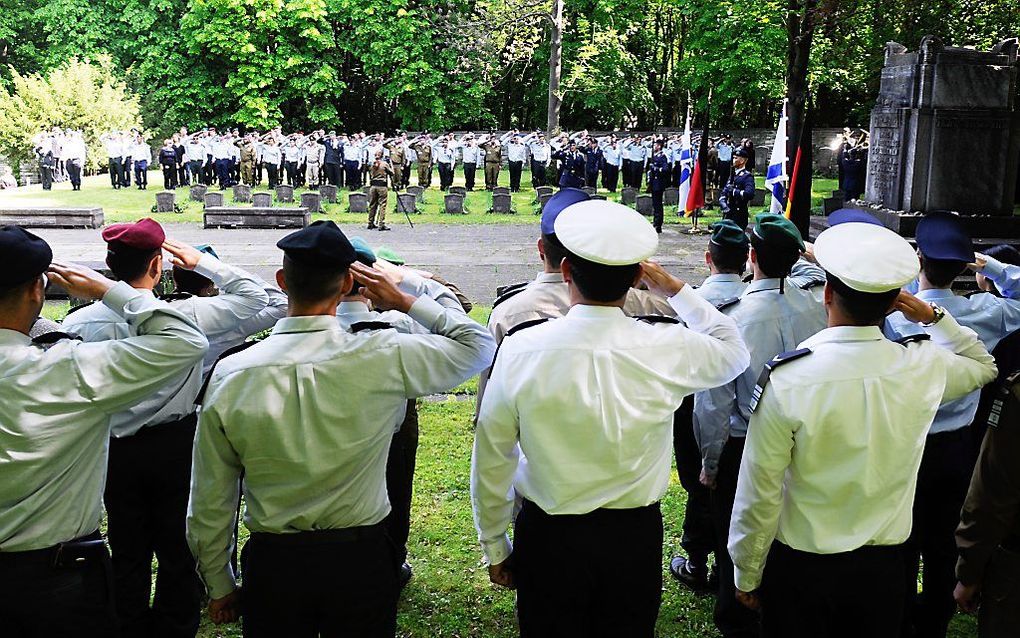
[922,303,946,327]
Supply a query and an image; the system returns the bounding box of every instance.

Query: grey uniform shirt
[62,254,269,436]
[203,278,288,374]
[187,296,496,599]
[0,283,207,551]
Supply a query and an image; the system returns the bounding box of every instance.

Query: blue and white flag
[766,101,789,214]
[677,114,693,212]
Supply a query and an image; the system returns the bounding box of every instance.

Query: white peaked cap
[553,200,659,266]
[814,222,920,293]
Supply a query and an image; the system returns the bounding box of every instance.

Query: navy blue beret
[0,226,52,289]
[541,188,590,235]
[828,208,883,227]
[916,211,973,262]
[277,220,356,268]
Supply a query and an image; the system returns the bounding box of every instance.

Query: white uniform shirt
[434,144,455,164]
[471,286,751,565]
[505,143,527,162]
[212,139,234,161]
[601,143,623,167]
[187,296,495,598]
[185,141,206,164]
[342,143,361,164]
[132,143,151,163]
[529,142,551,163]
[0,284,207,552]
[729,317,998,592]
[461,144,481,164]
[63,254,269,437]
[65,137,87,163]
[103,136,125,158]
[261,145,281,165]
[624,141,648,162]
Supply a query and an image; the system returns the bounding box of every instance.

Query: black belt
[521,499,660,521]
[250,523,384,547]
[370,180,388,187]
[0,530,105,568]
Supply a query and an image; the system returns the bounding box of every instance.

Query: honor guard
[61,219,270,638]
[551,141,586,189]
[647,140,671,233]
[187,221,495,636]
[721,147,756,231]
[883,211,1020,638]
[0,226,208,637]
[729,221,997,638]
[670,219,750,592]
[694,213,827,638]
[471,200,750,637]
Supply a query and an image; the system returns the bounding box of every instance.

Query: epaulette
[492,318,550,367]
[160,292,194,303]
[798,279,825,290]
[715,297,740,311]
[496,281,530,298]
[492,285,528,310]
[742,273,754,284]
[749,348,813,413]
[195,341,260,406]
[350,321,395,333]
[636,315,680,325]
[64,302,95,316]
[32,331,81,347]
[895,334,931,346]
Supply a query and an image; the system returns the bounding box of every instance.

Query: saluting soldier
[721,147,756,231]
[237,135,258,186]
[187,220,494,636]
[647,140,671,234]
[386,134,408,190]
[729,219,997,638]
[471,200,750,637]
[551,141,586,189]
[481,134,503,190]
[411,134,434,188]
[367,150,394,232]
[62,219,270,638]
[0,226,208,637]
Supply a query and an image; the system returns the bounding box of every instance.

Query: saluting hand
[639,261,687,298]
[162,239,203,270]
[893,291,936,324]
[350,262,416,313]
[208,589,241,624]
[47,261,115,300]
[966,252,988,273]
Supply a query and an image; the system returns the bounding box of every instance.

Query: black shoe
[378,224,391,231]
[367,223,378,230]
[669,556,710,593]
[398,562,413,591]
[655,226,663,234]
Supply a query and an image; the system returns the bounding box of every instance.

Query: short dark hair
[282,255,349,304]
[750,234,800,279]
[564,251,639,303]
[0,277,38,306]
[920,256,966,288]
[985,244,1020,266]
[826,272,899,325]
[172,267,215,296]
[541,233,568,270]
[106,246,160,283]
[709,242,748,275]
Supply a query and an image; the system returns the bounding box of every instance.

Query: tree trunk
[546,0,563,134]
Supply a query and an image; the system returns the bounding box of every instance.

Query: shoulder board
[715,297,740,311]
[636,315,681,325]
[64,301,95,316]
[195,340,260,406]
[350,321,395,333]
[492,285,528,310]
[798,279,825,290]
[895,334,931,346]
[742,273,754,284]
[32,331,81,346]
[749,348,813,413]
[505,317,550,338]
[495,281,530,298]
[160,292,194,303]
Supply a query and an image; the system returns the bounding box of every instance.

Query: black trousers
[603,165,619,192]
[241,527,399,638]
[203,157,215,185]
[585,170,599,190]
[325,163,341,187]
[531,160,546,187]
[215,159,231,188]
[762,542,905,638]
[463,163,477,190]
[903,427,975,638]
[105,417,203,638]
[284,161,298,186]
[177,164,188,187]
[344,160,360,189]
[725,206,749,233]
[187,161,202,187]
[162,166,176,190]
[266,164,279,189]
[438,162,453,190]
[122,158,132,186]
[509,160,524,191]
[652,189,665,230]
[68,160,82,189]
[40,166,53,190]
[672,396,715,567]
[711,436,761,638]
[109,157,123,188]
[135,161,148,188]
[514,499,662,638]
[0,531,118,638]
[717,160,732,190]
[383,401,419,564]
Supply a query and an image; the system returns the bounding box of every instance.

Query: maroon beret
[101,218,165,250]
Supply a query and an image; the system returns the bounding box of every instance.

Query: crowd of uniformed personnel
[1,189,1019,638]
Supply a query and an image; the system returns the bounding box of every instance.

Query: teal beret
[348,236,377,265]
[752,214,804,251]
[709,220,749,249]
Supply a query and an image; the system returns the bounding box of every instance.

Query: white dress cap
[553,200,659,266]
[814,222,919,293]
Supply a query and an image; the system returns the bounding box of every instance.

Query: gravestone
[276,184,294,203]
[449,186,467,197]
[233,184,253,203]
[301,192,322,213]
[751,190,767,207]
[253,192,272,208]
[621,187,638,206]
[407,185,425,202]
[348,192,368,213]
[204,207,310,229]
[0,207,104,229]
[534,186,554,202]
[635,194,653,216]
[491,192,513,214]
[538,193,553,211]
[823,190,846,216]
[663,187,680,207]
[396,193,418,214]
[190,184,208,202]
[493,186,510,197]
[865,37,1020,216]
[582,186,596,196]
[319,184,338,203]
[204,191,224,208]
[155,191,176,213]
[444,193,466,214]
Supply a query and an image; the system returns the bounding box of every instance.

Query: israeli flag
[677,115,693,212]
[766,101,789,214]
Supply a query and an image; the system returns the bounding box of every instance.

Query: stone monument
[449,186,467,197]
[635,194,653,216]
[534,186,554,202]
[155,191,176,213]
[396,193,417,214]
[407,185,425,202]
[621,187,637,206]
[491,193,513,214]
[190,184,208,202]
[301,192,322,213]
[663,187,680,207]
[319,184,338,203]
[348,192,368,213]
[276,184,295,203]
[444,193,466,214]
[233,184,253,203]
[493,186,510,197]
[204,191,224,208]
[253,192,272,208]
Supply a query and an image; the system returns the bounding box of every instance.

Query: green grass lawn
[1,170,839,227]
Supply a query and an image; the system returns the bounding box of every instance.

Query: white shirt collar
[800,325,884,349]
[565,304,627,319]
[272,315,342,335]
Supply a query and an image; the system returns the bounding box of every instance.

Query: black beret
[276,220,356,268]
[734,147,750,159]
[0,226,52,289]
